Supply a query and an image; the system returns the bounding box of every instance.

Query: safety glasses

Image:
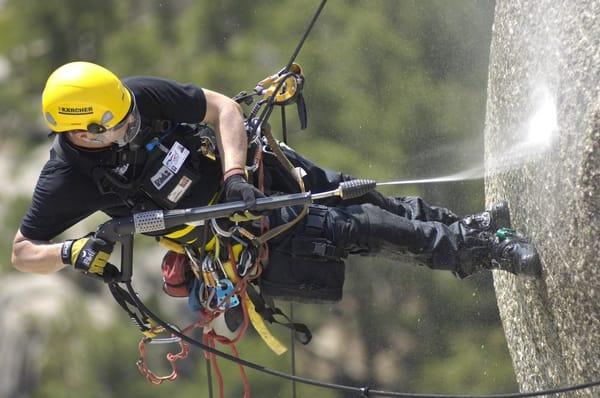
[85,96,142,145]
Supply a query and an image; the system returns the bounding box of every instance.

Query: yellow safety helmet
[42,61,132,133]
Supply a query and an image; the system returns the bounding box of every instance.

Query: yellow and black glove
[61,236,114,275]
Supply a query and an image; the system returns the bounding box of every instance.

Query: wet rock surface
[485,1,599,396]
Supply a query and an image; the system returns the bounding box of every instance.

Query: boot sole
[491,201,512,229]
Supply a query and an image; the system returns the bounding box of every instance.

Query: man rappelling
[12,60,541,330]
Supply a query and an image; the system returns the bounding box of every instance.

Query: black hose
[122,281,600,398]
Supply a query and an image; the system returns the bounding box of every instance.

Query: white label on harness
[163,141,190,174]
[112,163,129,176]
[167,175,192,203]
[151,165,174,189]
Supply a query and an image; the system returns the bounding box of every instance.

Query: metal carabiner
[229,229,249,248]
[146,324,183,345]
[211,218,234,238]
[201,255,219,287]
[204,287,219,312]
[215,279,240,310]
[237,248,254,277]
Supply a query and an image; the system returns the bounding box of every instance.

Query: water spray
[378,166,484,186]
[320,85,559,198]
[312,172,482,200]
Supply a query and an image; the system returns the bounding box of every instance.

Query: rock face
[485,1,599,395]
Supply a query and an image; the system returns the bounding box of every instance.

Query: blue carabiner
[215,279,240,310]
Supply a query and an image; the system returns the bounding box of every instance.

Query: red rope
[204,334,225,398]
[197,243,252,397]
[232,343,252,398]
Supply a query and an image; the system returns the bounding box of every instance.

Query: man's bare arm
[202,89,247,174]
[11,230,66,274]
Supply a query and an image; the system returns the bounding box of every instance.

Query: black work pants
[266,147,470,274]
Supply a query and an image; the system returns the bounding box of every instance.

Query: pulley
[255,62,308,130]
[257,63,305,105]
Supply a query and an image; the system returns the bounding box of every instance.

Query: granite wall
[485,1,599,396]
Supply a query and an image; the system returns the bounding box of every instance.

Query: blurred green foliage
[0,1,518,397]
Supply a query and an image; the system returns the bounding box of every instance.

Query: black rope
[290,302,297,398]
[124,281,361,394]
[250,0,327,137]
[206,356,214,398]
[281,105,288,144]
[122,281,600,398]
[366,380,600,398]
[284,0,328,73]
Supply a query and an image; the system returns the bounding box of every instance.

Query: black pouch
[259,205,346,303]
[260,251,345,303]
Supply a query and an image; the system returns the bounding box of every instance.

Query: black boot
[458,227,542,278]
[461,201,512,232]
[490,228,542,277]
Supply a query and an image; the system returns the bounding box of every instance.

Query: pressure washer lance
[311,179,377,200]
[100,176,469,242]
[312,176,469,200]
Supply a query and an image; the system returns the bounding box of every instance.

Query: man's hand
[223,173,265,208]
[61,236,114,275]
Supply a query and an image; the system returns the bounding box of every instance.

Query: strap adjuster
[312,241,336,258]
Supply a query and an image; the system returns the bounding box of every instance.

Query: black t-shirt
[20,76,211,241]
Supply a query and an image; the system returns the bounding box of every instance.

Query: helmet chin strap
[68,131,117,148]
[114,138,128,147]
[84,135,109,144]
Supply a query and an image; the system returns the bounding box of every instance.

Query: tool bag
[260,204,346,303]
[161,251,194,297]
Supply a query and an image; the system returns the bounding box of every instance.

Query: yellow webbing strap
[242,292,287,355]
[141,322,165,340]
[165,224,196,240]
[223,246,287,355]
[158,225,220,254]
[158,237,186,254]
[158,191,221,253]
[229,211,263,223]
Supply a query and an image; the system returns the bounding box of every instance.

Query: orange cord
[136,335,190,385]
